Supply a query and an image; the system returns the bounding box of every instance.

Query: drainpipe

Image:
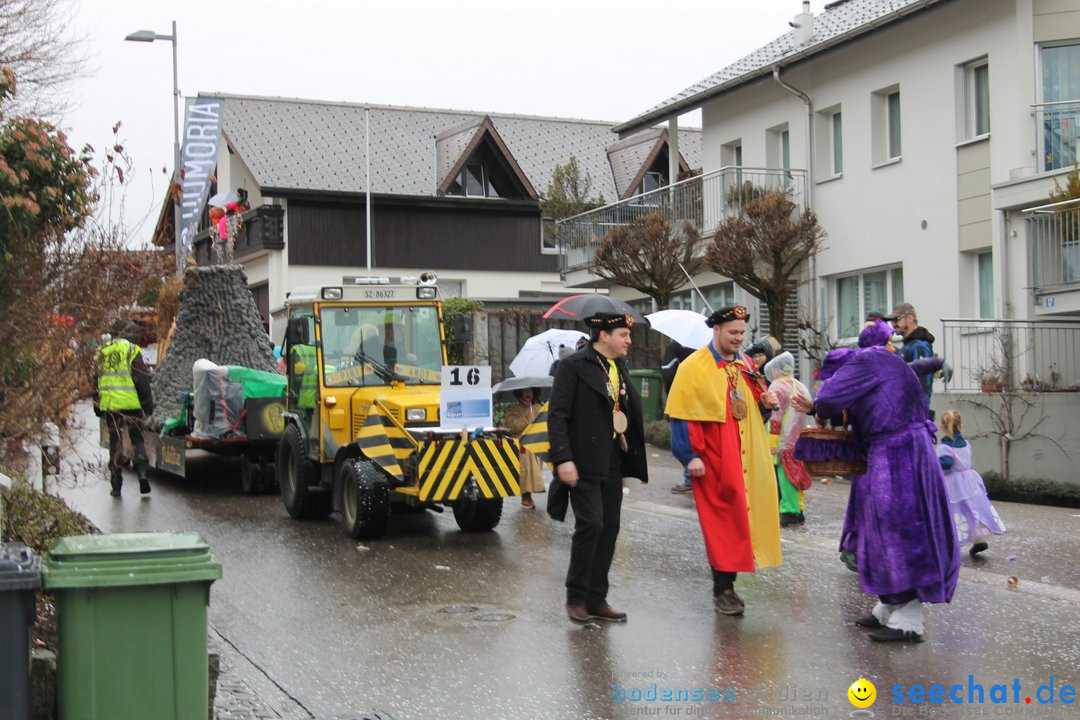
[772,65,817,364]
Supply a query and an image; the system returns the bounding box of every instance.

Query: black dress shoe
[566,604,590,624]
[969,541,989,557]
[869,627,923,643]
[780,513,803,527]
[587,603,628,622]
[139,477,151,494]
[714,589,744,616]
[854,615,883,629]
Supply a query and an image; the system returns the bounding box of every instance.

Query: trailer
[145,363,288,494]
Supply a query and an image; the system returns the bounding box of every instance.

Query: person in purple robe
[793,320,959,642]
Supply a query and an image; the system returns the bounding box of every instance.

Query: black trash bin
[0,542,42,720]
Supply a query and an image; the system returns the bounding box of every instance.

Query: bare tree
[0,68,168,470]
[706,189,825,341]
[0,0,85,118]
[592,212,705,310]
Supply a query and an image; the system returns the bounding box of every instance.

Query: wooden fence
[463,307,665,384]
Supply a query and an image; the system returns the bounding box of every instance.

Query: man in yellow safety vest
[94,321,154,497]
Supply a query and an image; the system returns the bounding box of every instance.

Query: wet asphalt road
[54,404,1080,720]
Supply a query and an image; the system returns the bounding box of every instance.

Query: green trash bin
[629,369,663,422]
[42,532,222,720]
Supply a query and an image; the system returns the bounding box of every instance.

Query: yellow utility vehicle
[277,274,521,539]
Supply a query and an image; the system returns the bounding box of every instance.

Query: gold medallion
[612,411,628,434]
[731,397,748,421]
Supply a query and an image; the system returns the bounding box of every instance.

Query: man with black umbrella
[547,312,649,624]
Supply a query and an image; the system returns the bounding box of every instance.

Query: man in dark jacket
[892,302,935,412]
[547,312,649,624]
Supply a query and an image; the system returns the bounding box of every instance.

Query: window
[782,129,791,187]
[977,252,994,319]
[636,171,664,200]
[815,105,843,178]
[832,111,843,174]
[704,282,735,311]
[722,140,742,168]
[960,59,990,140]
[452,162,500,198]
[1039,43,1080,170]
[541,217,558,254]
[834,267,904,339]
[872,85,902,165]
[665,282,733,313]
[887,91,902,159]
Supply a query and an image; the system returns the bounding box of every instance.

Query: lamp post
[125,21,181,244]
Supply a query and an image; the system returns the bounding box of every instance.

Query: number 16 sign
[440,365,492,429]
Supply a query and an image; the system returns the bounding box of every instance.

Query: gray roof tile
[212,95,701,203]
[607,128,664,199]
[615,0,947,134]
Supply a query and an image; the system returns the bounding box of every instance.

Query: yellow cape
[665,346,782,569]
[665,346,731,421]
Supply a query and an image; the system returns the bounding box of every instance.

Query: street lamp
[125,21,180,193]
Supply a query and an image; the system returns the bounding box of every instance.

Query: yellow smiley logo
[847,678,876,708]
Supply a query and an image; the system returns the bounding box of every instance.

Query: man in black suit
[547,312,649,624]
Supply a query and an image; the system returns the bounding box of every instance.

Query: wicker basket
[797,412,867,478]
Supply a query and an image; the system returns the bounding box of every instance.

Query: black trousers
[105,410,147,476]
[565,441,623,607]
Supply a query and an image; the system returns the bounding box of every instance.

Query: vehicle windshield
[319,304,443,387]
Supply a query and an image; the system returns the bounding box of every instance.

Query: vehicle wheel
[452,482,503,532]
[239,456,264,495]
[337,458,391,540]
[277,424,330,519]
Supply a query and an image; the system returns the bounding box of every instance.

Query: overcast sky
[65,0,815,245]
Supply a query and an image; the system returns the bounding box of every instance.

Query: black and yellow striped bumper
[416,434,521,502]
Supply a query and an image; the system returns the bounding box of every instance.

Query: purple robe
[814,346,960,603]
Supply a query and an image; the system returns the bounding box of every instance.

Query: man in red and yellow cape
[666,305,782,616]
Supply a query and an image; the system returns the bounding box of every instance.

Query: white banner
[175,97,224,264]
[440,365,493,430]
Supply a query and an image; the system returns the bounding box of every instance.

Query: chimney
[792,1,815,46]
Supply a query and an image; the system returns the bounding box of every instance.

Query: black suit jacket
[547,347,649,483]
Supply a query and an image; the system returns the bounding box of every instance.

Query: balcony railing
[940,318,1080,392]
[192,205,285,265]
[1022,198,1080,291]
[1034,100,1080,172]
[557,166,808,275]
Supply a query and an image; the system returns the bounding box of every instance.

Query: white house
[563,0,1080,383]
[557,0,1080,483]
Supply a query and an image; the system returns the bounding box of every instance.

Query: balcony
[940,318,1080,392]
[557,166,807,283]
[1023,198,1080,314]
[192,205,285,265]
[1034,101,1080,172]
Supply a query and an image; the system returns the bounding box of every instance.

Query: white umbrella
[645,309,713,348]
[508,328,588,377]
[208,191,239,208]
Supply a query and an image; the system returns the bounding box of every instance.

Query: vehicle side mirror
[286,317,310,346]
[450,312,472,344]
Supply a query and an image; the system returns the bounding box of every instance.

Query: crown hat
[705,305,749,328]
[584,312,634,331]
